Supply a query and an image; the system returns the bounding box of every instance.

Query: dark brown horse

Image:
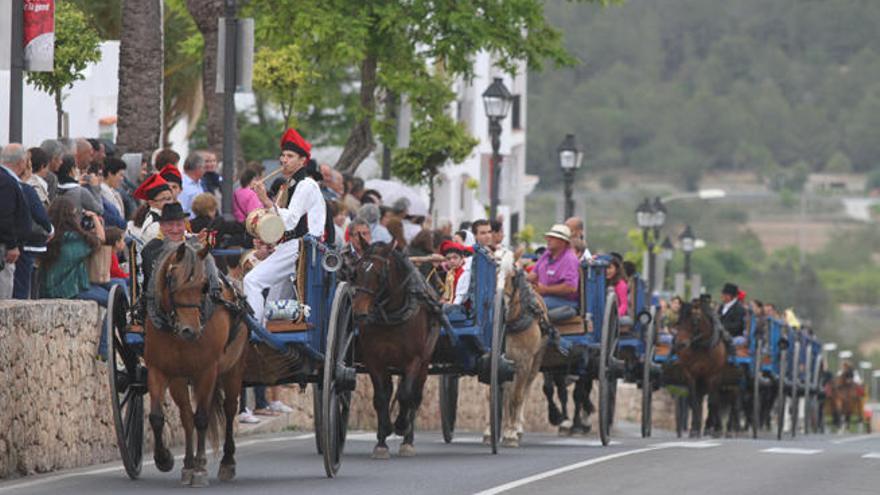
[351,242,439,459]
[145,242,248,487]
[674,300,728,437]
[828,370,865,432]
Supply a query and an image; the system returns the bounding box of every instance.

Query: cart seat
[445,305,475,328]
[655,332,674,357]
[555,315,586,336]
[733,335,749,358]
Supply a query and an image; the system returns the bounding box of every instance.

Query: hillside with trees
[528,0,880,190]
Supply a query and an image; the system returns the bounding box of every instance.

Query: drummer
[245,128,326,323]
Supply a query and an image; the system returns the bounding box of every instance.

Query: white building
[432,51,538,243]
[0,41,121,146]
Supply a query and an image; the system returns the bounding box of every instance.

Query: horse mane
[154,242,207,297]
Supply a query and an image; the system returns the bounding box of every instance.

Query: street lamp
[635,198,665,293]
[558,133,583,219]
[679,225,695,280]
[482,77,513,220]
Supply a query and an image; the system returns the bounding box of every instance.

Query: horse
[674,300,728,438]
[827,373,865,433]
[480,266,550,447]
[350,242,440,459]
[144,242,249,487]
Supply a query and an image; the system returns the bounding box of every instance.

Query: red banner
[23,0,54,72]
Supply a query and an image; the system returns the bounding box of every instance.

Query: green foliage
[517,224,536,245]
[866,169,880,192]
[392,116,478,185]
[163,0,202,143]
[68,0,121,40]
[252,45,318,127]
[598,173,618,190]
[529,0,880,186]
[26,1,102,135]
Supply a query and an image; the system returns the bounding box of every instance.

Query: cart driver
[244,128,326,324]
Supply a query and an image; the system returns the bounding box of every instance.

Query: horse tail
[207,384,226,456]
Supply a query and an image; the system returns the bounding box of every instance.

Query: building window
[511,94,521,130]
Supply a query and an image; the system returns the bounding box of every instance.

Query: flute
[260,167,284,184]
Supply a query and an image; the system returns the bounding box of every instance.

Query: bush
[599,174,619,190]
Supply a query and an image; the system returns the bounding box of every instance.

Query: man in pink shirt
[528,224,580,311]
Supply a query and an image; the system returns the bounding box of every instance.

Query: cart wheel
[751,339,763,439]
[312,383,323,455]
[106,284,145,480]
[789,339,800,439]
[640,307,656,438]
[489,289,505,454]
[439,375,459,444]
[322,282,355,478]
[776,345,787,441]
[802,346,813,436]
[598,291,619,446]
[675,395,689,438]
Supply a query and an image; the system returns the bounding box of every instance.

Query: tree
[825,150,853,173]
[247,0,613,175]
[163,0,203,147]
[116,0,163,156]
[252,45,316,127]
[185,0,226,154]
[26,2,102,138]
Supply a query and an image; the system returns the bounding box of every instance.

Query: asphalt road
[2,425,878,495]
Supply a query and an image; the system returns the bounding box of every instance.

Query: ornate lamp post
[679,224,695,280]
[482,77,513,220]
[635,198,655,291]
[557,133,583,219]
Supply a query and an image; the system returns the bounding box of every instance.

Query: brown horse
[828,373,865,433]
[489,267,549,447]
[145,242,249,487]
[351,242,440,459]
[674,300,728,437]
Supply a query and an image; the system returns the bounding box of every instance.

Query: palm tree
[116,0,163,156]
[186,0,226,154]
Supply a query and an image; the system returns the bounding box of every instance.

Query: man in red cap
[245,128,326,323]
[130,173,173,244]
[158,164,183,199]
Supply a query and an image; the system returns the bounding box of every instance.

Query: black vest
[280,169,335,244]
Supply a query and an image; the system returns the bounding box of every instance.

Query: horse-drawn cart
[105,236,347,480]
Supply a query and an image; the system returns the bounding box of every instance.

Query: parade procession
[1,1,880,494]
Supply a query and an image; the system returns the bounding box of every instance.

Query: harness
[147,245,249,346]
[679,305,721,351]
[354,249,445,326]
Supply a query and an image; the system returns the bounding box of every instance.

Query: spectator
[40,198,108,304]
[328,201,347,249]
[101,158,127,218]
[232,167,264,222]
[439,240,468,303]
[565,216,593,261]
[74,138,94,175]
[88,163,127,230]
[386,217,407,249]
[199,150,222,196]
[179,153,206,216]
[105,226,129,280]
[153,148,180,174]
[527,224,579,311]
[56,155,104,215]
[604,256,628,316]
[190,192,246,248]
[7,147,52,299]
[490,220,504,249]
[26,147,51,208]
[318,164,340,201]
[361,188,382,205]
[0,144,35,299]
[356,203,392,244]
[343,175,364,213]
[39,139,64,201]
[471,219,492,249]
[88,138,106,169]
[159,163,183,199]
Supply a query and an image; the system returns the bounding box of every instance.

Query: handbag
[87,245,113,284]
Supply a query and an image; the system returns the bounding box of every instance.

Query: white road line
[651,441,721,449]
[760,447,822,455]
[831,434,877,445]
[0,433,314,493]
[862,452,880,459]
[547,438,620,447]
[471,447,661,495]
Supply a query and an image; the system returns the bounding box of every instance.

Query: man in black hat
[717,282,746,357]
[141,202,189,290]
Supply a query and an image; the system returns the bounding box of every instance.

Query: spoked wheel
[789,339,800,439]
[776,343,788,441]
[322,282,356,478]
[489,289,506,454]
[598,291,620,446]
[802,346,813,436]
[640,307,656,438]
[106,284,145,480]
[675,395,689,438]
[312,383,323,454]
[439,375,459,444]
[751,339,764,439]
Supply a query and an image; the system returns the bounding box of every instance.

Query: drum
[245,208,285,244]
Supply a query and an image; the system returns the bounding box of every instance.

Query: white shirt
[179,173,204,217]
[453,256,472,305]
[278,176,325,238]
[721,298,737,316]
[26,174,49,207]
[100,182,125,217]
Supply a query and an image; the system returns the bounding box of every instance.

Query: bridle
[352,250,419,325]
[153,257,215,339]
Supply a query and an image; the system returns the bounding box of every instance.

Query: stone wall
[0,300,676,480]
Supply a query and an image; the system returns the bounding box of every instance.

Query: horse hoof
[571,424,591,436]
[180,468,194,486]
[502,436,520,448]
[482,434,492,445]
[372,446,391,460]
[548,407,563,426]
[155,449,174,472]
[218,463,236,482]
[190,469,210,488]
[398,444,416,457]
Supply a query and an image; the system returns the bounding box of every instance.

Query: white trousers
[243,240,300,323]
[0,263,15,299]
